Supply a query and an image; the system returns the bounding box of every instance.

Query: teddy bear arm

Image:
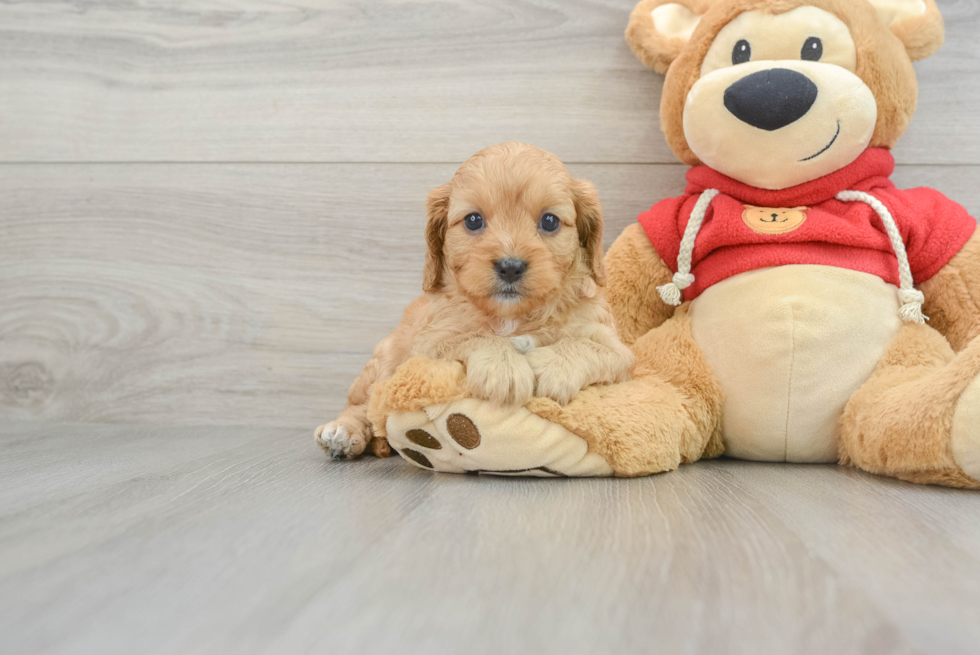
[920,230,980,352]
[604,223,676,346]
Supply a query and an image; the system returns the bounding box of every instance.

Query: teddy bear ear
[868,0,945,61]
[626,0,708,74]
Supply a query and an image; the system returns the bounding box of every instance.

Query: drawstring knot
[658,272,696,306]
[657,189,720,306]
[837,191,928,324]
[897,288,927,324]
[657,187,928,325]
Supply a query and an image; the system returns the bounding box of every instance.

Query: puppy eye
[463,213,484,232]
[539,213,561,233]
[802,37,823,61]
[732,39,751,65]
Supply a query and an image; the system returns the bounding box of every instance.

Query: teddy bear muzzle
[723,68,819,132]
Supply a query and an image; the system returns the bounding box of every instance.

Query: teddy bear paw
[383,399,614,477]
[951,377,980,484]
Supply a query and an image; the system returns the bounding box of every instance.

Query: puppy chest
[689,265,902,463]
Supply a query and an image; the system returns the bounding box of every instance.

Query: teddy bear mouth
[799,121,842,162]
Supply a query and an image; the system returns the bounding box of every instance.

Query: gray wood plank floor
[2,422,979,655]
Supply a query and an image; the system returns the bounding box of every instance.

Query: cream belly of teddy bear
[689,265,903,463]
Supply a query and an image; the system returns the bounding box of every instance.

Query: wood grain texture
[2,3,980,654]
[2,163,976,428]
[0,0,977,164]
[1,421,979,655]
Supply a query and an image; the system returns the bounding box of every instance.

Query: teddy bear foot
[951,376,980,483]
[384,399,614,477]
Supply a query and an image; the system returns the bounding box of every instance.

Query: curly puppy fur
[316,143,634,459]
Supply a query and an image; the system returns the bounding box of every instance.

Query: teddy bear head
[626,0,945,190]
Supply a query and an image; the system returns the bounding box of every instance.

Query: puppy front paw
[466,348,535,406]
[315,422,368,460]
[509,335,537,355]
[527,347,585,406]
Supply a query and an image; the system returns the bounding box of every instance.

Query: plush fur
[613,0,980,487]
[317,143,634,460]
[920,231,980,353]
[369,306,723,478]
[627,0,941,166]
[528,306,724,476]
[839,324,980,489]
[331,0,980,488]
[603,223,677,345]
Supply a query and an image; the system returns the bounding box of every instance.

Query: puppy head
[627,0,945,190]
[423,143,605,317]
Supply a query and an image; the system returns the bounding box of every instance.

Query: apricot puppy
[316,142,634,460]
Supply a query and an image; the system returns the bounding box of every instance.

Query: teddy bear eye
[802,36,823,61]
[732,39,752,65]
[464,213,485,232]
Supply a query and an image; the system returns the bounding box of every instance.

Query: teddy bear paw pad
[445,413,481,449]
[384,399,614,477]
[400,448,435,469]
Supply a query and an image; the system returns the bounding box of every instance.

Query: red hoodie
[638,149,977,301]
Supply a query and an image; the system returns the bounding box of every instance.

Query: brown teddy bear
[368,0,980,488]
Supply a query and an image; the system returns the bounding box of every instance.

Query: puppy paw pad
[316,424,355,460]
[510,335,537,354]
[406,429,442,450]
[446,413,481,449]
[402,448,434,469]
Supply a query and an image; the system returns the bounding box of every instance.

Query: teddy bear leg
[529,305,725,477]
[838,323,980,488]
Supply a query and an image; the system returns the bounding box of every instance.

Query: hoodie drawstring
[837,191,927,324]
[657,188,720,306]
[655,188,928,325]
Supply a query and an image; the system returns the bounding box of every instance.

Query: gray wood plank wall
[1,0,979,429]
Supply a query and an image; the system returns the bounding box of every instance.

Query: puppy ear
[422,182,452,293]
[869,0,945,61]
[573,179,607,287]
[626,0,708,74]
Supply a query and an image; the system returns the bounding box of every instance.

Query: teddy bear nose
[495,258,528,284]
[724,68,819,131]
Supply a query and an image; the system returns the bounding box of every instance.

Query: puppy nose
[495,259,528,284]
[724,68,818,131]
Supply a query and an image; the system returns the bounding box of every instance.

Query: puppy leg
[465,339,536,406]
[317,296,427,459]
[316,403,375,460]
[527,326,635,405]
[316,352,388,460]
[421,335,535,406]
